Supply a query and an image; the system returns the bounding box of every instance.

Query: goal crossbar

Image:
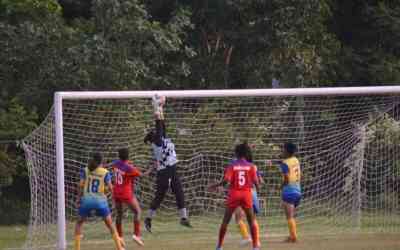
[57,86,400,99]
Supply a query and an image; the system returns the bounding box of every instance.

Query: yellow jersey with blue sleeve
[280,156,302,207]
[78,166,112,218]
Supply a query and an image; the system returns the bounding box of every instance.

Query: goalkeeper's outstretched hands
[152,94,166,120]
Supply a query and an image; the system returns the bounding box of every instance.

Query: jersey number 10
[115,171,124,185]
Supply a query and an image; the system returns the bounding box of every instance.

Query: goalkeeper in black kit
[143,95,192,232]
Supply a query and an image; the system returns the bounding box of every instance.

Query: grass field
[1,218,400,250]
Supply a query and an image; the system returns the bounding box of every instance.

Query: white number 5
[238,171,246,186]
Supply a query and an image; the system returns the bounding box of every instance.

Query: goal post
[54,93,66,250]
[24,86,400,250]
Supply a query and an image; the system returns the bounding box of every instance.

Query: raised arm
[153,95,166,146]
[153,119,165,147]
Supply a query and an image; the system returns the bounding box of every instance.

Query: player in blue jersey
[268,142,301,242]
[74,153,123,250]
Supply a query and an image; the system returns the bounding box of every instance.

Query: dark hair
[144,130,155,144]
[284,142,297,155]
[235,143,253,162]
[88,152,103,171]
[118,148,129,161]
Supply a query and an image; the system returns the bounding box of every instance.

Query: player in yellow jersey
[74,153,124,250]
[268,142,301,242]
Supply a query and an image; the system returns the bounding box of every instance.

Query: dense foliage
[1,0,400,224]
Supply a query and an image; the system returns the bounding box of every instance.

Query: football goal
[22,87,400,250]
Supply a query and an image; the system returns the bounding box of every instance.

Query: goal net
[22,88,400,249]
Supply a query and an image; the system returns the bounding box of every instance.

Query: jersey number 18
[87,177,100,193]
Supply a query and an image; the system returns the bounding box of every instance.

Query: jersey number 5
[238,171,246,186]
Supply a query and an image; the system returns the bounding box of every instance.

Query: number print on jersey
[238,171,246,186]
[115,170,123,185]
[87,177,101,193]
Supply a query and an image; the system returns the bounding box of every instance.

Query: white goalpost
[23,86,400,250]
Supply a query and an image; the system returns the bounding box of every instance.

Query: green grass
[1,216,400,250]
[0,225,27,249]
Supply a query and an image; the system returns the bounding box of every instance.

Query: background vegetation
[1,0,400,225]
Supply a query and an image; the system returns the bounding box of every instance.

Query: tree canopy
[1,0,400,224]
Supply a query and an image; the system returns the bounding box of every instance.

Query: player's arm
[76,169,86,207]
[280,163,290,187]
[154,120,164,147]
[127,165,143,177]
[144,160,157,176]
[266,159,283,167]
[104,171,113,193]
[208,166,231,191]
[207,178,228,192]
[252,166,260,192]
[153,95,166,146]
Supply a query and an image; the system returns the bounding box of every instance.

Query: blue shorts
[79,196,111,218]
[282,191,302,208]
[252,189,260,214]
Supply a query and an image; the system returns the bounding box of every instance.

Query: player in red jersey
[111,148,144,246]
[208,143,261,250]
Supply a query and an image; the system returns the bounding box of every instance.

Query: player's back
[224,159,258,191]
[282,156,301,191]
[112,160,141,197]
[82,166,110,199]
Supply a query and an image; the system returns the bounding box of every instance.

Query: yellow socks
[74,235,81,250]
[237,219,250,239]
[287,218,297,241]
[112,232,124,250]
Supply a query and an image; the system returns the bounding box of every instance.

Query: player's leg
[103,214,124,250]
[234,208,251,246]
[74,217,85,250]
[282,192,301,242]
[283,201,297,242]
[97,200,124,250]
[242,191,260,250]
[145,170,169,232]
[114,200,124,238]
[170,166,191,227]
[75,198,90,250]
[127,197,144,246]
[243,207,260,250]
[251,189,261,244]
[216,207,235,250]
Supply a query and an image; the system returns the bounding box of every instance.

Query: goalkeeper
[143,95,192,232]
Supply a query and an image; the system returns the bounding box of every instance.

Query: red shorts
[225,190,253,210]
[113,196,133,204]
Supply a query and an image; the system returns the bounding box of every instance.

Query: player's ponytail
[88,152,103,172]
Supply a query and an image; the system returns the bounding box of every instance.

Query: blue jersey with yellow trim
[80,166,111,199]
[280,156,301,194]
